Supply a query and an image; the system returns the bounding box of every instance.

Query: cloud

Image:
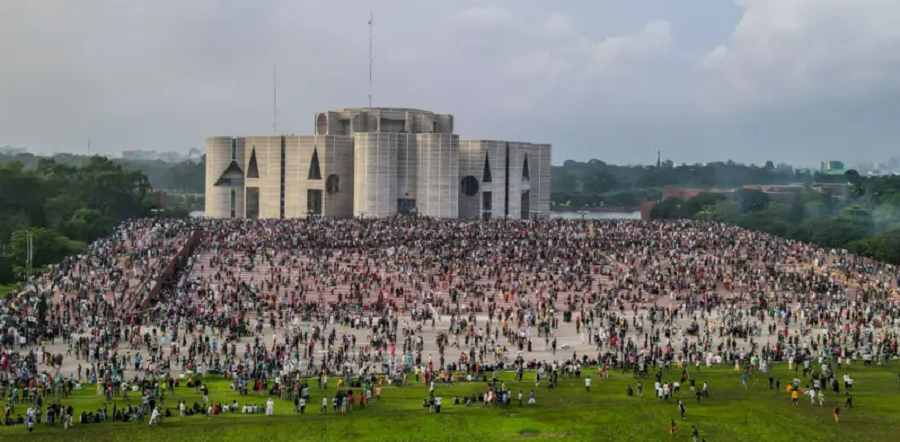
[697,0,900,112]
[449,6,672,111]
[452,5,514,29]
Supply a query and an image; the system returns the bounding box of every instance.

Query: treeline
[0,156,158,284]
[651,176,900,264]
[0,152,204,193]
[551,159,854,207]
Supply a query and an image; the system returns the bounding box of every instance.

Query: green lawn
[3,363,899,442]
[0,284,15,296]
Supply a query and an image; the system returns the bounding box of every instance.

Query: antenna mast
[87,136,91,156]
[273,61,278,133]
[368,9,373,107]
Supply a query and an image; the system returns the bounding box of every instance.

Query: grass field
[0,284,15,296]
[2,363,898,442]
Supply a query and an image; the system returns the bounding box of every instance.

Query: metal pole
[368,9,374,107]
[273,61,278,133]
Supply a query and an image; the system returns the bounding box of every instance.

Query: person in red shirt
[833,404,840,423]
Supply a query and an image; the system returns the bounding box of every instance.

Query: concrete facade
[206,107,550,219]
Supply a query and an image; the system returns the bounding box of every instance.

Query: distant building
[662,187,734,200]
[122,150,158,161]
[796,159,851,176]
[0,145,27,156]
[206,107,551,220]
[157,151,187,163]
[822,160,845,171]
[665,183,844,204]
[742,184,804,203]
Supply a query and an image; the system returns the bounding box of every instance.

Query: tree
[736,189,770,213]
[0,154,158,280]
[10,228,84,270]
[788,193,805,223]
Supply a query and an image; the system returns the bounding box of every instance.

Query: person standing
[833,404,840,423]
[585,377,592,392]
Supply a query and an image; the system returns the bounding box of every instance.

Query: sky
[2,0,900,166]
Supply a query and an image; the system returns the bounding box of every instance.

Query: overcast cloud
[2,0,899,166]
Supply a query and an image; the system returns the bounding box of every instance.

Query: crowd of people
[1,216,898,433]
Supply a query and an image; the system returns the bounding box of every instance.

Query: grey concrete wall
[318,135,354,218]
[283,136,305,218]
[208,108,550,220]
[482,141,507,220]
[416,133,459,218]
[319,108,454,134]
[205,137,246,218]
[532,143,552,217]
[395,134,417,201]
[353,132,398,217]
[244,136,282,219]
[205,137,233,218]
[457,140,484,219]
[506,142,523,220]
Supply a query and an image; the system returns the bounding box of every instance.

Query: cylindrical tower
[416,133,459,218]
[353,132,398,217]
[205,136,241,218]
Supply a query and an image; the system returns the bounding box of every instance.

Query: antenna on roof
[273,61,278,133]
[368,9,374,107]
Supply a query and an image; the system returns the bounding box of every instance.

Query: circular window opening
[460,176,479,197]
[326,174,340,195]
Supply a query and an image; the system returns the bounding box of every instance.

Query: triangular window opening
[214,161,244,186]
[247,146,260,178]
[482,153,492,183]
[308,146,322,180]
[522,155,530,180]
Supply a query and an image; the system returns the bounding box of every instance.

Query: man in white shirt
[585,377,592,392]
[434,396,442,413]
